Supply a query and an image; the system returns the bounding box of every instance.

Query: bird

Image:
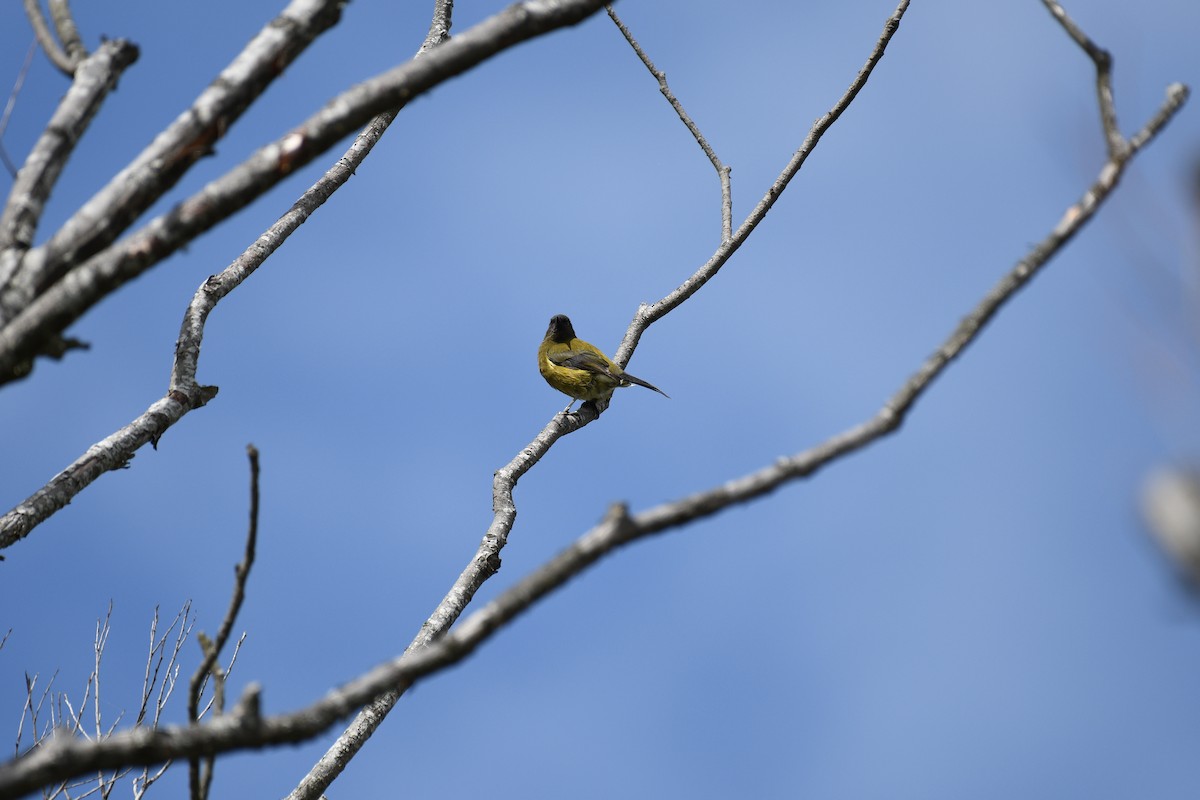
[538,314,668,414]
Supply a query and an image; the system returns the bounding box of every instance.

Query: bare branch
[131,604,194,797]
[91,604,112,741]
[188,446,260,718]
[47,0,87,68]
[0,39,139,273]
[605,5,732,241]
[0,393,193,550]
[1040,0,1124,158]
[188,445,260,800]
[20,0,73,76]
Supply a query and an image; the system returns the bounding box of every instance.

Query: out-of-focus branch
[132,603,193,798]
[9,602,197,798]
[47,0,86,69]
[605,5,732,242]
[20,0,73,75]
[0,0,612,387]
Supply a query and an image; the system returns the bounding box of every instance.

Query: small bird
[538,314,669,414]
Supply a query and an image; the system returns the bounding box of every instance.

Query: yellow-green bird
[538,314,669,413]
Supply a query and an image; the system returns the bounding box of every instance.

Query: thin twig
[187,445,260,800]
[1040,0,1124,159]
[0,40,38,179]
[91,604,112,743]
[605,5,732,241]
[613,0,911,368]
[130,602,191,795]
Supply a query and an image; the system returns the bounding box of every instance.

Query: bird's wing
[550,348,620,378]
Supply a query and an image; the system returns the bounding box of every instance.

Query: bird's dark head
[546,314,576,343]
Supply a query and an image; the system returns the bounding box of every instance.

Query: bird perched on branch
[538,314,669,414]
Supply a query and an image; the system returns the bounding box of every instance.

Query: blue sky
[3,0,1200,797]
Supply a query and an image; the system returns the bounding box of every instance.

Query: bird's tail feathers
[621,372,669,398]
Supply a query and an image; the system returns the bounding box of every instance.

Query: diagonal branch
[1040,0,1124,159]
[0,39,139,274]
[47,0,86,69]
[20,0,73,76]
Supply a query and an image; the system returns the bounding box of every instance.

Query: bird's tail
[621,372,669,398]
